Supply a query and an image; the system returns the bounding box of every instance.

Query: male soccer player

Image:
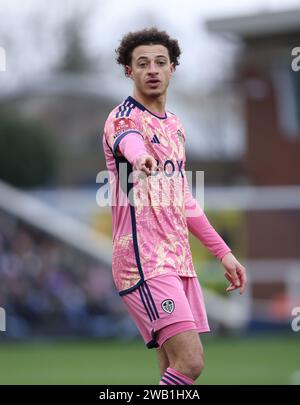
[102,28,247,385]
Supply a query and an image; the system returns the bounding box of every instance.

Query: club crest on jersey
[161,299,175,314]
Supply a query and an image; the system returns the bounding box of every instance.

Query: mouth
[146,79,161,87]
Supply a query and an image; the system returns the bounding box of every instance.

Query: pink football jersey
[103,96,196,295]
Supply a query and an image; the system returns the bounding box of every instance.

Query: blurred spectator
[0,209,137,339]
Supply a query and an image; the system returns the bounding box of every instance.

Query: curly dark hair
[116,27,181,71]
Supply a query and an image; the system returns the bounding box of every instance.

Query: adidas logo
[151,134,160,144]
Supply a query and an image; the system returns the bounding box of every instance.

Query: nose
[147,61,159,75]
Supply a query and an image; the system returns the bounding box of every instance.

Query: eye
[158,60,166,66]
[138,62,147,68]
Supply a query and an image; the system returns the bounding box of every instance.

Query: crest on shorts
[161,299,175,314]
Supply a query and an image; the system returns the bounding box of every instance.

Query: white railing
[0,180,112,266]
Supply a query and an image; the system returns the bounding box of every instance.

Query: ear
[170,62,175,75]
[125,65,133,79]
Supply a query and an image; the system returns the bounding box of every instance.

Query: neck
[133,89,166,115]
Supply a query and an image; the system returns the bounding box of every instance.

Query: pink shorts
[121,273,210,349]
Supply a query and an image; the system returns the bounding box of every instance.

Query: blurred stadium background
[0,0,299,385]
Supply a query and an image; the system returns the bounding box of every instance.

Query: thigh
[162,329,204,364]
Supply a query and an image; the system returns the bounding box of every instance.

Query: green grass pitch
[0,334,299,385]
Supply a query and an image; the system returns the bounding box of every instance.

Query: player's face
[127,44,174,98]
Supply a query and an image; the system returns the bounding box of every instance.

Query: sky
[1,0,300,158]
[1,0,300,91]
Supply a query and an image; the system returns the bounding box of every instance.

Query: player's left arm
[183,173,247,294]
[221,251,247,294]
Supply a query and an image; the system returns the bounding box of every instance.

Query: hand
[221,252,247,295]
[133,154,157,176]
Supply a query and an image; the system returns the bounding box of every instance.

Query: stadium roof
[206,8,300,38]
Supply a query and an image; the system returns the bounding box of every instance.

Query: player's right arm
[104,114,156,176]
[131,153,157,176]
